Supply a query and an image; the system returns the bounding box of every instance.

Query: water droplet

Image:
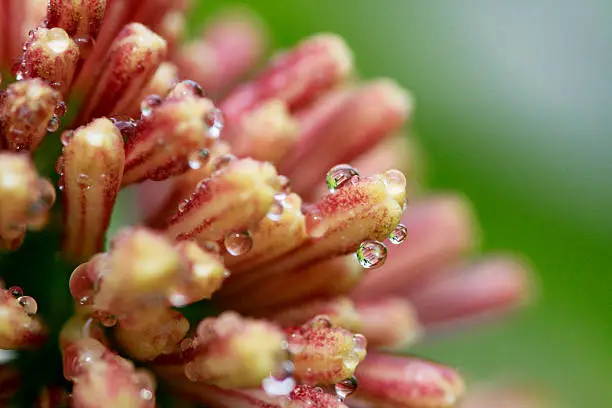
[199,240,221,254]
[29,179,56,215]
[55,156,65,174]
[58,176,65,191]
[343,351,361,371]
[110,116,138,142]
[224,231,253,256]
[212,154,236,172]
[177,199,189,213]
[135,370,156,402]
[388,224,408,244]
[168,291,189,307]
[75,35,95,59]
[311,315,333,329]
[326,164,359,192]
[263,361,296,397]
[267,200,284,221]
[47,116,60,132]
[182,80,204,97]
[335,376,358,401]
[274,175,292,200]
[8,286,23,298]
[69,264,95,305]
[77,173,92,190]
[355,240,388,269]
[381,169,406,197]
[188,149,210,170]
[352,333,367,353]
[204,108,224,139]
[305,209,327,238]
[140,94,163,118]
[54,101,67,116]
[15,71,24,81]
[17,296,37,315]
[60,130,74,146]
[93,310,117,327]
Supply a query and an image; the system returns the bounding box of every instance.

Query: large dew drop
[305,209,328,238]
[262,360,296,397]
[356,240,388,269]
[388,223,408,244]
[204,108,224,139]
[140,94,162,118]
[224,231,253,256]
[17,296,37,316]
[326,164,359,192]
[335,376,359,401]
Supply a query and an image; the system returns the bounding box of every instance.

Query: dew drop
[29,179,56,215]
[60,130,74,146]
[47,116,60,132]
[388,224,408,244]
[352,333,367,353]
[74,35,95,59]
[335,376,358,401]
[110,116,138,142]
[224,231,253,256]
[54,101,67,116]
[140,94,163,118]
[263,361,296,397]
[275,175,292,199]
[267,200,284,221]
[305,209,327,238]
[15,71,24,81]
[135,370,156,402]
[199,240,221,254]
[212,154,236,172]
[77,173,92,190]
[177,199,189,213]
[355,240,388,269]
[326,164,359,192]
[8,286,23,298]
[93,310,117,327]
[343,351,361,371]
[69,263,95,305]
[17,296,38,315]
[204,108,224,139]
[311,315,333,329]
[381,169,406,198]
[182,80,204,97]
[58,176,65,191]
[188,149,210,170]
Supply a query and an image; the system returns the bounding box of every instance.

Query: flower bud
[0,79,61,152]
[60,117,124,260]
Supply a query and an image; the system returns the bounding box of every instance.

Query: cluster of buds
[0,1,533,407]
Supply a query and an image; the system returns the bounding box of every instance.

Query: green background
[189,1,611,407]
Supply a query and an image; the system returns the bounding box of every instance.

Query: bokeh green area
[189,1,611,407]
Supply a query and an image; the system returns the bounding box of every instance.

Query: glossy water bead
[388,223,408,244]
[326,164,359,192]
[335,376,358,401]
[356,240,388,269]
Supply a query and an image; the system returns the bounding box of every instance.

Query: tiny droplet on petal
[335,376,359,401]
[188,149,209,170]
[204,108,224,139]
[140,94,163,118]
[17,296,38,315]
[224,231,253,256]
[8,286,23,298]
[305,209,328,238]
[60,130,74,146]
[47,116,60,133]
[352,333,367,353]
[326,164,359,192]
[267,199,284,221]
[355,240,388,269]
[388,223,408,244]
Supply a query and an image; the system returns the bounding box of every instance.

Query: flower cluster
[0,1,531,407]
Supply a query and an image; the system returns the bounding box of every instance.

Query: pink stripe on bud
[60,118,124,261]
[77,23,166,123]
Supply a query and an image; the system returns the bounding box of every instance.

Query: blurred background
[189,1,611,407]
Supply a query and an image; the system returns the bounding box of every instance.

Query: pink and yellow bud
[356,353,465,408]
[286,317,366,385]
[164,158,279,242]
[0,79,62,152]
[178,312,286,389]
[122,81,218,184]
[77,23,167,123]
[60,117,124,260]
[20,27,80,96]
